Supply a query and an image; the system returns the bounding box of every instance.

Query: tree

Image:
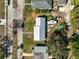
[46,29,69,59]
[0,44,4,59]
[70,32,79,59]
[71,6,79,30]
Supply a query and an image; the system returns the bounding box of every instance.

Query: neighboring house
[58,0,68,12]
[34,16,47,41]
[31,0,53,9]
[32,46,48,59]
[58,0,68,7]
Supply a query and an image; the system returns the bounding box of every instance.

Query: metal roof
[31,0,52,9]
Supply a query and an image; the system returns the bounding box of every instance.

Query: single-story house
[32,46,48,59]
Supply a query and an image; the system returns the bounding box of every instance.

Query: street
[16,0,24,59]
[4,0,24,59]
[5,0,14,59]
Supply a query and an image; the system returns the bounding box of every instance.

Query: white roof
[34,26,40,41]
[47,20,57,25]
[34,17,45,41]
[0,19,6,25]
[36,17,45,26]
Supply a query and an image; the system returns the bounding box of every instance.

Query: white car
[5,0,8,6]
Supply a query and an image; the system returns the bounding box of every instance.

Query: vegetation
[25,0,31,3]
[24,5,34,32]
[24,5,32,17]
[23,34,33,53]
[0,44,4,59]
[0,0,5,19]
[71,0,79,58]
[71,0,79,30]
[46,29,69,59]
[72,0,79,6]
[33,8,50,14]
[70,33,79,59]
[71,6,79,30]
[0,26,4,37]
[24,18,34,32]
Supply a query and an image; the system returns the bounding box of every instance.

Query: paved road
[6,0,14,59]
[16,0,24,59]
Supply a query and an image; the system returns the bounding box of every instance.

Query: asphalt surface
[16,0,24,59]
[6,0,14,59]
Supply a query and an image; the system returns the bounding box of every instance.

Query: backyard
[0,0,5,19]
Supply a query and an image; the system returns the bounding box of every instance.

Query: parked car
[20,44,23,49]
[17,20,23,28]
[5,0,10,6]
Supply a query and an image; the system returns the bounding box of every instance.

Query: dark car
[6,0,10,6]
[17,20,23,28]
[20,44,23,49]
[8,0,10,5]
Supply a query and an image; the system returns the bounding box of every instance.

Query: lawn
[71,0,79,6]
[0,0,5,19]
[24,18,34,32]
[24,5,32,17]
[0,25,4,37]
[24,5,34,32]
[23,34,33,53]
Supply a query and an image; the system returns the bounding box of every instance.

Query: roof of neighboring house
[58,0,67,6]
[33,46,48,59]
[33,46,48,52]
[31,0,52,9]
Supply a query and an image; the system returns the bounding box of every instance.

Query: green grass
[24,18,34,32]
[24,5,32,16]
[23,34,33,53]
[0,0,5,19]
[24,5,34,32]
[71,0,79,6]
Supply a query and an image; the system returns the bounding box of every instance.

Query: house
[31,0,52,9]
[58,0,68,12]
[58,0,68,7]
[34,16,47,41]
[32,46,48,59]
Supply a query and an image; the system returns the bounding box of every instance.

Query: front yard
[23,34,33,53]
